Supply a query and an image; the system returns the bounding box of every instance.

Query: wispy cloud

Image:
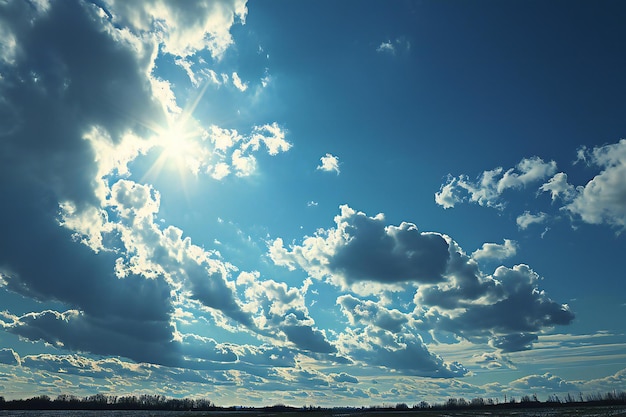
[435,157,557,209]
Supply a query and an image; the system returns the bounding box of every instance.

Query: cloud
[337,327,467,378]
[0,349,20,366]
[317,153,340,174]
[237,272,335,354]
[232,71,248,91]
[335,295,467,377]
[102,0,247,58]
[489,333,538,352]
[2,309,179,366]
[472,352,514,370]
[417,263,574,351]
[249,122,291,156]
[539,172,575,202]
[510,372,578,392]
[563,140,626,230]
[0,0,275,372]
[471,239,517,261]
[338,295,408,334]
[270,205,450,288]
[516,211,549,230]
[376,37,410,55]
[331,372,358,384]
[435,157,557,209]
[273,206,573,353]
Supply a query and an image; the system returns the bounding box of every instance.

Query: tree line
[0,393,215,411]
[0,390,624,411]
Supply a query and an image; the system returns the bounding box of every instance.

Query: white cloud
[376,37,410,55]
[376,41,395,54]
[539,172,575,202]
[435,157,557,209]
[232,71,248,91]
[211,162,231,180]
[102,0,247,58]
[317,153,340,174]
[248,122,291,156]
[516,211,548,230]
[236,272,335,354]
[510,372,578,392]
[209,125,242,152]
[564,139,626,230]
[471,239,517,261]
[232,149,257,177]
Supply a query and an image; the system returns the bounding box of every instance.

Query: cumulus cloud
[435,157,557,209]
[270,205,450,288]
[471,239,517,261]
[563,140,626,230]
[0,0,292,376]
[237,272,335,354]
[337,326,467,378]
[273,206,574,353]
[338,295,408,334]
[317,153,341,174]
[539,172,576,202]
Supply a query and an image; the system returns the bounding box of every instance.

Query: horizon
[1,0,625,407]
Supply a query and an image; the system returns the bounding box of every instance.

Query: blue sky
[1,0,626,407]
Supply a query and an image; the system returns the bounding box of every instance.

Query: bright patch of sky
[1,0,625,407]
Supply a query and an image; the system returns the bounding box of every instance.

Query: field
[2,406,626,417]
[186,406,626,417]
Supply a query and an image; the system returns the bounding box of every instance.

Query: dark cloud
[489,333,538,353]
[3,310,179,366]
[419,264,574,351]
[331,372,358,383]
[0,349,20,366]
[0,0,177,366]
[282,323,336,354]
[275,206,574,357]
[330,211,450,284]
[271,205,450,286]
[339,328,467,378]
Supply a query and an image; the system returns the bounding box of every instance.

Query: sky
[0,0,625,407]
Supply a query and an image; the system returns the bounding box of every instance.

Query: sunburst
[142,83,211,184]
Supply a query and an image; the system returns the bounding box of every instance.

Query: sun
[157,121,193,165]
[140,81,212,185]
[141,116,207,185]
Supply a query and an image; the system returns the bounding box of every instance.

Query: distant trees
[0,390,625,411]
[0,394,216,411]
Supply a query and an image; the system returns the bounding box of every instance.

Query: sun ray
[140,81,213,192]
